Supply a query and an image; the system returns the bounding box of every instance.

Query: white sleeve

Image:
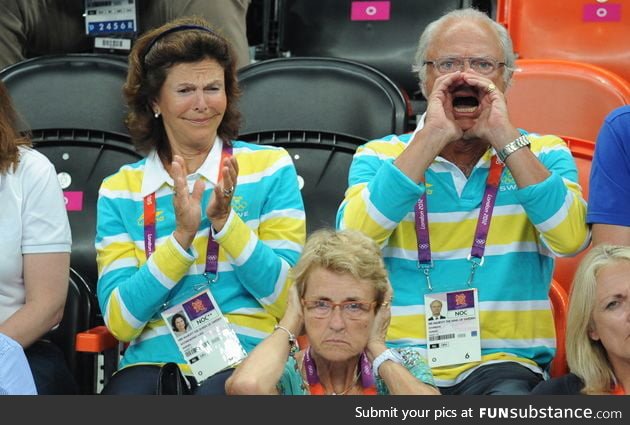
[20,150,72,254]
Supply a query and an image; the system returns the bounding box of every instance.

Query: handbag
[156,362,191,395]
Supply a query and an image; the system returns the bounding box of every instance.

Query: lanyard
[143,144,233,281]
[415,155,504,290]
[303,346,376,395]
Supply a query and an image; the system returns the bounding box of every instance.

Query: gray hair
[412,8,516,98]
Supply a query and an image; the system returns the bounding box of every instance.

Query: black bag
[156,362,191,395]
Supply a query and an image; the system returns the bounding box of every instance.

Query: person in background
[532,245,630,395]
[0,0,251,70]
[0,81,75,394]
[587,105,630,246]
[336,8,589,394]
[96,16,305,395]
[226,229,439,396]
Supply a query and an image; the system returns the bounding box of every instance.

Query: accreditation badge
[161,290,247,383]
[424,288,481,368]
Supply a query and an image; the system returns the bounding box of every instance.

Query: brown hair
[124,16,241,161]
[0,81,31,174]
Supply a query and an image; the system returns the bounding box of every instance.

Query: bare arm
[0,253,69,348]
[592,224,630,247]
[226,285,304,395]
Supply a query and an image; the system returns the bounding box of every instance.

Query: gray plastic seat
[238,57,409,141]
[278,0,473,106]
[239,130,362,234]
[0,54,129,136]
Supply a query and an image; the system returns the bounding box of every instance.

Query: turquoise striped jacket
[96,139,306,372]
[337,132,589,386]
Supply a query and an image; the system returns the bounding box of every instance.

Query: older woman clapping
[226,229,439,395]
[96,17,305,394]
[532,245,630,395]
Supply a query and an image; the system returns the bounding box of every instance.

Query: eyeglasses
[302,299,377,320]
[424,56,506,75]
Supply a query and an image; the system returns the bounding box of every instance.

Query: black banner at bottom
[1,395,627,425]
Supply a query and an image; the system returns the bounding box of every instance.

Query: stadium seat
[31,129,143,291]
[0,54,129,136]
[549,278,569,378]
[552,136,594,294]
[75,325,122,394]
[497,0,630,84]
[238,57,409,141]
[239,130,363,234]
[507,59,630,142]
[277,0,473,114]
[45,268,99,394]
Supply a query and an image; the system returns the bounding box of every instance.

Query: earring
[154,111,160,118]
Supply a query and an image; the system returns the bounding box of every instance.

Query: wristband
[372,348,404,378]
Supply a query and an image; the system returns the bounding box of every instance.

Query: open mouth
[452,95,480,113]
[450,84,482,115]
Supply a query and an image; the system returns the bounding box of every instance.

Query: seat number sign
[84,0,137,35]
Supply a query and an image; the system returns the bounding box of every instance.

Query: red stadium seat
[497,0,630,84]
[506,59,630,142]
[549,279,569,378]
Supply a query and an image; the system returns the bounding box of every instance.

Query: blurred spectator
[0,80,75,394]
[587,105,630,246]
[532,245,630,395]
[0,0,251,70]
[0,332,37,395]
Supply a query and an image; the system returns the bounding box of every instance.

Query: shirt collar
[141,136,224,197]
[411,112,427,138]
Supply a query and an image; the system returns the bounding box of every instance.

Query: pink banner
[583,3,622,22]
[64,191,84,211]
[351,1,391,21]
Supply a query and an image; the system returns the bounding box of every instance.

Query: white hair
[412,8,516,98]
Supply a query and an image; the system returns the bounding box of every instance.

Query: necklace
[306,365,360,395]
[329,368,360,395]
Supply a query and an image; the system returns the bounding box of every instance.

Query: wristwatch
[497,135,531,162]
[372,349,404,378]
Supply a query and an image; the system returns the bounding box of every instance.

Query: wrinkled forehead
[427,18,503,61]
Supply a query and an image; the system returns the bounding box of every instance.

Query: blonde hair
[567,244,630,394]
[291,229,388,307]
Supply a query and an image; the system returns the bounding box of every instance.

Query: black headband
[142,24,215,62]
